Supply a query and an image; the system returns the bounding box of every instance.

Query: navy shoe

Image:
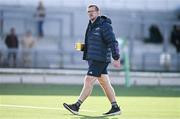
[103,106,121,116]
[63,103,79,115]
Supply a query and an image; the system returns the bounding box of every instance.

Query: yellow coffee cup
[75,42,84,51]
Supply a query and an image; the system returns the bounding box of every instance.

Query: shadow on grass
[64,113,119,119]
[0,84,180,97]
[77,114,119,119]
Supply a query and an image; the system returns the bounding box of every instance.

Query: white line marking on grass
[0,104,61,110]
[0,104,95,113]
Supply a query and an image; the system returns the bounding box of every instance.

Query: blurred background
[0,0,180,86]
[0,0,179,71]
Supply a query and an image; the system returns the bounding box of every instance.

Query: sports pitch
[0,84,180,119]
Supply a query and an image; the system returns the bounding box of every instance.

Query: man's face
[87,7,99,21]
[10,28,15,35]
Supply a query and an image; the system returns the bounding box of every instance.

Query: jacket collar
[89,16,101,27]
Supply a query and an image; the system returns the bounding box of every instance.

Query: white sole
[104,111,121,116]
[63,103,79,115]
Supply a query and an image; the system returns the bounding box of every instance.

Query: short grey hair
[88,4,99,11]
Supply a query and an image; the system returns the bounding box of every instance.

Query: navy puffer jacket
[82,16,120,63]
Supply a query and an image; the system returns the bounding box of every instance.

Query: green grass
[0,84,180,119]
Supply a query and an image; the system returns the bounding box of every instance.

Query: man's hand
[113,59,121,68]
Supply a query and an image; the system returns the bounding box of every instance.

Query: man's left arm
[102,23,121,67]
[102,23,120,60]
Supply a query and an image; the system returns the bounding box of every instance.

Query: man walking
[63,5,121,116]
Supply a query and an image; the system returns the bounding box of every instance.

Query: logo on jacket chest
[92,27,101,36]
[95,27,100,31]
